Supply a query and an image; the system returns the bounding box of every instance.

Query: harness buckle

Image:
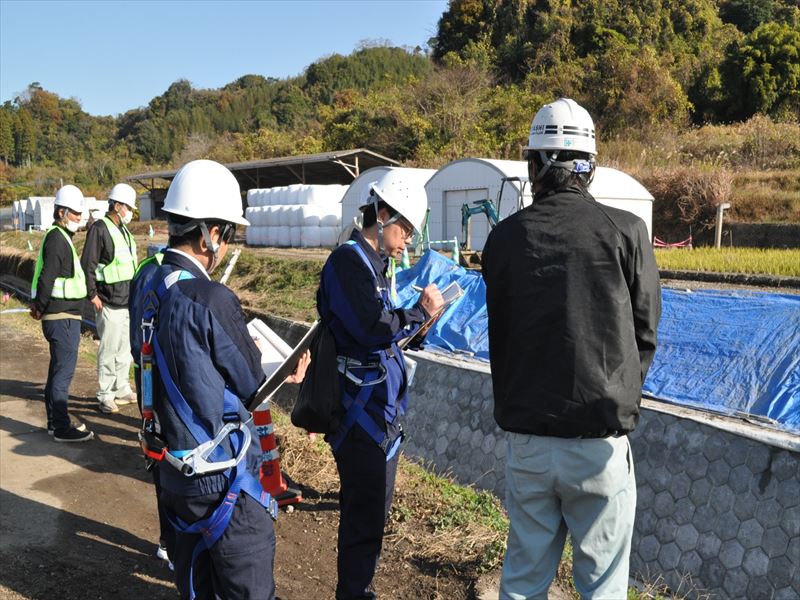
[337,356,387,386]
[167,421,253,477]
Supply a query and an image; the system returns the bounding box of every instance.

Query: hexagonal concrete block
[751,470,779,500]
[445,439,460,460]
[643,418,665,443]
[746,444,771,474]
[746,575,774,599]
[743,547,770,577]
[693,504,717,534]
[703,434,726,462]
[653,491,675,519]
[673,497,695,526]
[728,463,753,494]
[762,526,790,558]
[779,505,799,538]
[689,478,712,505]
[707,458,730,486]
[670,473,691,500]
[648,441,668,468]
[786,536,799,567]
[738,518,765,549]
[637,509,657,536]
[682,424,706,454]
[457,425,472,445]
[481,433,496,455]
[699,556,725,588]
[666,447,689,475]
[469,411,481,432]
[770,451,797,482]
[723,440,749,468]
[655,517,677,544]
[755,497,783,529]
[776,478,800,509]
[719,539,745,569]
[710,486,735,515]
[774,587,800,600]
[677,549,702,577]
[649,465,671,493]
[657,542,681,571]
[685,453,709,481]
[733,490,758,521]
[716,512,741,542]
[434,435,448,456]
[675,523,699,552]
[446,421,460,439]
[697,531,722,559]
[480,377,493,398]
[637,483,655,509]
[722,567,749,599]
[767,555,793,589]
[469,428,483,450]
[638,534,659,563]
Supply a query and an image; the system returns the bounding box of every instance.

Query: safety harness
[137,265,277,600]
[325,240,405,461]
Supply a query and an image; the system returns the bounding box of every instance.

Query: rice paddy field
[654,247,800,278]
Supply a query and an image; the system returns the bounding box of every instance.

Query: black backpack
[291,321,344,434]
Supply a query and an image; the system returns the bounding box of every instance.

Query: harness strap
[167,464,278,600]
[141,263,277,599]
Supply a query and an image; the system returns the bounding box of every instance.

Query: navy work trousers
[333,424,399,600]
[42,318,81,434]
[160,488,276,600]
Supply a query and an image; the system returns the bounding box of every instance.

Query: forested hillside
[1,0,798,231]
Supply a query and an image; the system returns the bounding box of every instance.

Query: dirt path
[0,313,514,600]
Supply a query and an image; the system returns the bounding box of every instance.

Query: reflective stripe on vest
[31,226,87,300]
[95,217,138,284]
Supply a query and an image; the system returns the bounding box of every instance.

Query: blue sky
[0,0,448,116]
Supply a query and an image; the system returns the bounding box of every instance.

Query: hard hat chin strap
[199,221,222,272]
[534,150,596,185]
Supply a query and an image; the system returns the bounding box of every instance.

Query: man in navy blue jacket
[131,160,307,600]
[318,170,443,600]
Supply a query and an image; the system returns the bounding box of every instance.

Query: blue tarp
[395,251,800,432]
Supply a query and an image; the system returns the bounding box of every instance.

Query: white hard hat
[54,184,85,213]
[366,170,428,234]
[108,183,137,209]
[162,160,249,226]
[524,98,596,157]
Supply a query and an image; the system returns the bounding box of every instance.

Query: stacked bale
[245,184,347,247]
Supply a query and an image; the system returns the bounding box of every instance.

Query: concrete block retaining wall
[260,314,799,599]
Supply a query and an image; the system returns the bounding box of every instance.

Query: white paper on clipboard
[246,319,319,411]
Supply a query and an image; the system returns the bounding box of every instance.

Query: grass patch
[229,250,321,322]
[655,247,800,277]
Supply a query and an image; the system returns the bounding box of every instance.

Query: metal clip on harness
[337,356,387,387]
[163,421,253,477]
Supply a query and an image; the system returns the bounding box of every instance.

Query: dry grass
[655,247,800,277]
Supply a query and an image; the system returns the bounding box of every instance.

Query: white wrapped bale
[319,226,340,248]
[300,205,321,226]
[300,226,321,247]
[290,227,301,247]
[319,207,341,227]
[247,189,260,207]
[277,226,291,247]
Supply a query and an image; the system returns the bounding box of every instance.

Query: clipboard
[246,320,319,411]
[399,281,464,349]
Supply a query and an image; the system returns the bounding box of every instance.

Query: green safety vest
[95,216,138,284]
[133,251,164,278]
[31,226,88,300]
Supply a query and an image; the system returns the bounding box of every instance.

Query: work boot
[99,398,119,414]
[115,393,137,406]
[53,427,94,443]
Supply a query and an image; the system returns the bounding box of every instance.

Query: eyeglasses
[396,218,414,241]
[220,223,236,244]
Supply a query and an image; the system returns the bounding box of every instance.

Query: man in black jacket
[482,98,661,599]
[81,183,138,414]
[30,185,94,443]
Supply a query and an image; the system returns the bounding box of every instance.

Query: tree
[0,109,13,163]
[722,22,800,119]
[13,108,36,165]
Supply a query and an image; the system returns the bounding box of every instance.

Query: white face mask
[118,206,133,225]
[65,219,80,233]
